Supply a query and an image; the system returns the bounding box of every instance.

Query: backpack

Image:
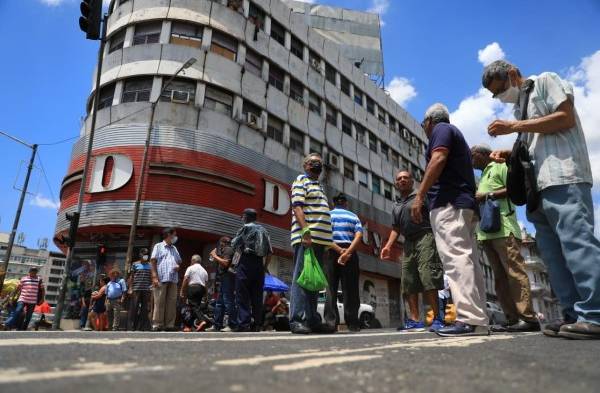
[506,79,540,213]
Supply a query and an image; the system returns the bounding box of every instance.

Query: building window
[372,175,381,195]
[340,76,351,96]
[132,22,162,45]
[389,117,397,133]
[343,159,355,181]
[242,100,261,117]
[289,127,304,153]
[384,182,393,200]
[378,108,386,123]
[52,260,65,266]
[354,88,363,106]
[48,277,61,283]
[268,63,285,91]
[248,2,266,31]
[309,138,322,155]
[391,151,400,168]
[325,63,336,85]
[290,78,304,104]
[204,85,233,116]
[309,50,321,72]
[366,96,375,115]
[121,77,152,103]
[355,124,366,145]
[290,35,304,59]
[308,92,321,115]
[369,133,378,152]
[267,116,284,143]
[50,268,62,275]
[160,78,196,104]
[170,21,203,48]
[244,49,263,77]
[325,104,337,126]
[108,29,125,53]
[211,31,237,61]
[270,19,285,46]
[358,167,368,188]
[380,143,390,161]
[341,115,352,136]
[98,83,115,109]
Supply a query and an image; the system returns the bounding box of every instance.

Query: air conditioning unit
[310,58,322,72]
[171,90,190,104]
[327,152,339,169]
[246,112,262,130]
[402,128,410,140]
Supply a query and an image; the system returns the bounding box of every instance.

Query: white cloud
[367,0,390,26]
[477,42,506,66]
[39,0,64,5]
[387,77,417,107]
[30,194,60,210]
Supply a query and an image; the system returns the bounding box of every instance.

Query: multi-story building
[54,0,428,327]
[39,252,67,307]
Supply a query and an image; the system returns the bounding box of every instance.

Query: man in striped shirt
[289,153,341,334]
[4,267,44,331]
[323,193,363,332]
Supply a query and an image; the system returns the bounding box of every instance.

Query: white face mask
[171,235,178,244]
[142,255,149,262]
[496,76,519,104]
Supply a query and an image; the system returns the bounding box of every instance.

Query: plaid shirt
[151,241,182,283]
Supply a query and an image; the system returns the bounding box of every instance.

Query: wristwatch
[487,192,495,200]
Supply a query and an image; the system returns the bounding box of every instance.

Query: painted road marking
[0,362,174,384]
[273,355,382,371]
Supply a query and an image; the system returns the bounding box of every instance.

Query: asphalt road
[0,329,599,393]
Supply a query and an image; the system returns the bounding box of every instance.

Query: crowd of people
[2,61,598,340]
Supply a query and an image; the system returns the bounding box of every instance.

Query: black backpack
[506,79,540,213]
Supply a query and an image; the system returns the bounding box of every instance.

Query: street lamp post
[0,131,37,293]
[123,58,197,274]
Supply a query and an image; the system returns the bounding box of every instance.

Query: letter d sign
[89,154,133,193]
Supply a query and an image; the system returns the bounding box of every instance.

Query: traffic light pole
[0,135,37,294]
[53,14,107,330]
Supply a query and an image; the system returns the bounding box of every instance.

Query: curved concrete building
[55,0,427,326]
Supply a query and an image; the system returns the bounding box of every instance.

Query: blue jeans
[5,301,35,330]
[527,183,600,325]
[80,305,89,329]
[438,298,448,322]
[214,272,237,329]
[290,244,325,330]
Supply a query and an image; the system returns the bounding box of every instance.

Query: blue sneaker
[435,321,490,337]
[429,318,445,332]
[397,319,426,332]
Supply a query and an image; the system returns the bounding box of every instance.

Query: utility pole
[0,131,37,293]
[123,58,197,275]
[53,1,106,329]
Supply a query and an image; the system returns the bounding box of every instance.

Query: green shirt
[476,162,521,241]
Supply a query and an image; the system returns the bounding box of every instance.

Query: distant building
[39,252,67,307]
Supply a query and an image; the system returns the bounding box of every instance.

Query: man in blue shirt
[323,193,363,332]
[150,227,181,331]
[411,103,488,337]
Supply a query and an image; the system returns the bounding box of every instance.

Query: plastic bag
[296,248,328,292]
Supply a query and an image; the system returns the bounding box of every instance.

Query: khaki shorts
[401,231,444,294]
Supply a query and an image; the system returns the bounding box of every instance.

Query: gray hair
[424,103,450,125]
[471,144,492,155]
[303,153,321,165]
[191,254,202,264]
[482,60,522,88]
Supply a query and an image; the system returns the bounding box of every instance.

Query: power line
[36,151,58,206]
[38,135,79,146]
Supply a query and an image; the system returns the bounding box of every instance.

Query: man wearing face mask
[483,60,600,340]
[289,153,340,334]
[150,227,182,331]
[127,248,153,331]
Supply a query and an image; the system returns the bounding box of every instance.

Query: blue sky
[1,0,599,251]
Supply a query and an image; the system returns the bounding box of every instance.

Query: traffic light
[79,0,102,40]
[96,244,107,266]
[64,212,80,248]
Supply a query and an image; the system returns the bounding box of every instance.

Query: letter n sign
[263,180,290,216]
[89,154,133,193]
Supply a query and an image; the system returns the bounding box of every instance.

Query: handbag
[506,79,540,212]
[479,197,501,233]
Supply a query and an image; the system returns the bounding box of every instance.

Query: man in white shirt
[483,60,600,340]
[180,254,209,331]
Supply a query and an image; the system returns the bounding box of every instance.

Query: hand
[173,265,179,272]
[490,149,511,163]
[210,249,217,259]
[338,252,350,266]
[410,195,424,224]
[380,246,391,260]
[487,119,516,137]
[301,232,312,247]
[337,247,347,255]
[152,277,159,288]
[475,192,486,203]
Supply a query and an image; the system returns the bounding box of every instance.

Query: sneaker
[290,324,312,334]
[429,319,445,332]
[397,319,426,332]
[221,326,234,333]
[435,321,490,337]
[205,326,221,332]
[543,319,575,338]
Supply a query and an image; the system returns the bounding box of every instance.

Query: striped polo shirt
[330,208,363,244]
[18,275,42,304]
[290,174,333,246]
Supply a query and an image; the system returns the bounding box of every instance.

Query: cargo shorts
[401,231,444,295]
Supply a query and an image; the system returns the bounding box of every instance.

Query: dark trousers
[187,284,210,324]
[235,254,265,330]
[323,247,360,330]
[128,291,151,331]
[214,272,237,329]
[290,244,326,330]
[438,298,448,323]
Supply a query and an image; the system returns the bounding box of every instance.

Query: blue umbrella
[264,274,289,292]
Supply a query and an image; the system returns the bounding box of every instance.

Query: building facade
[54,0,428,327]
